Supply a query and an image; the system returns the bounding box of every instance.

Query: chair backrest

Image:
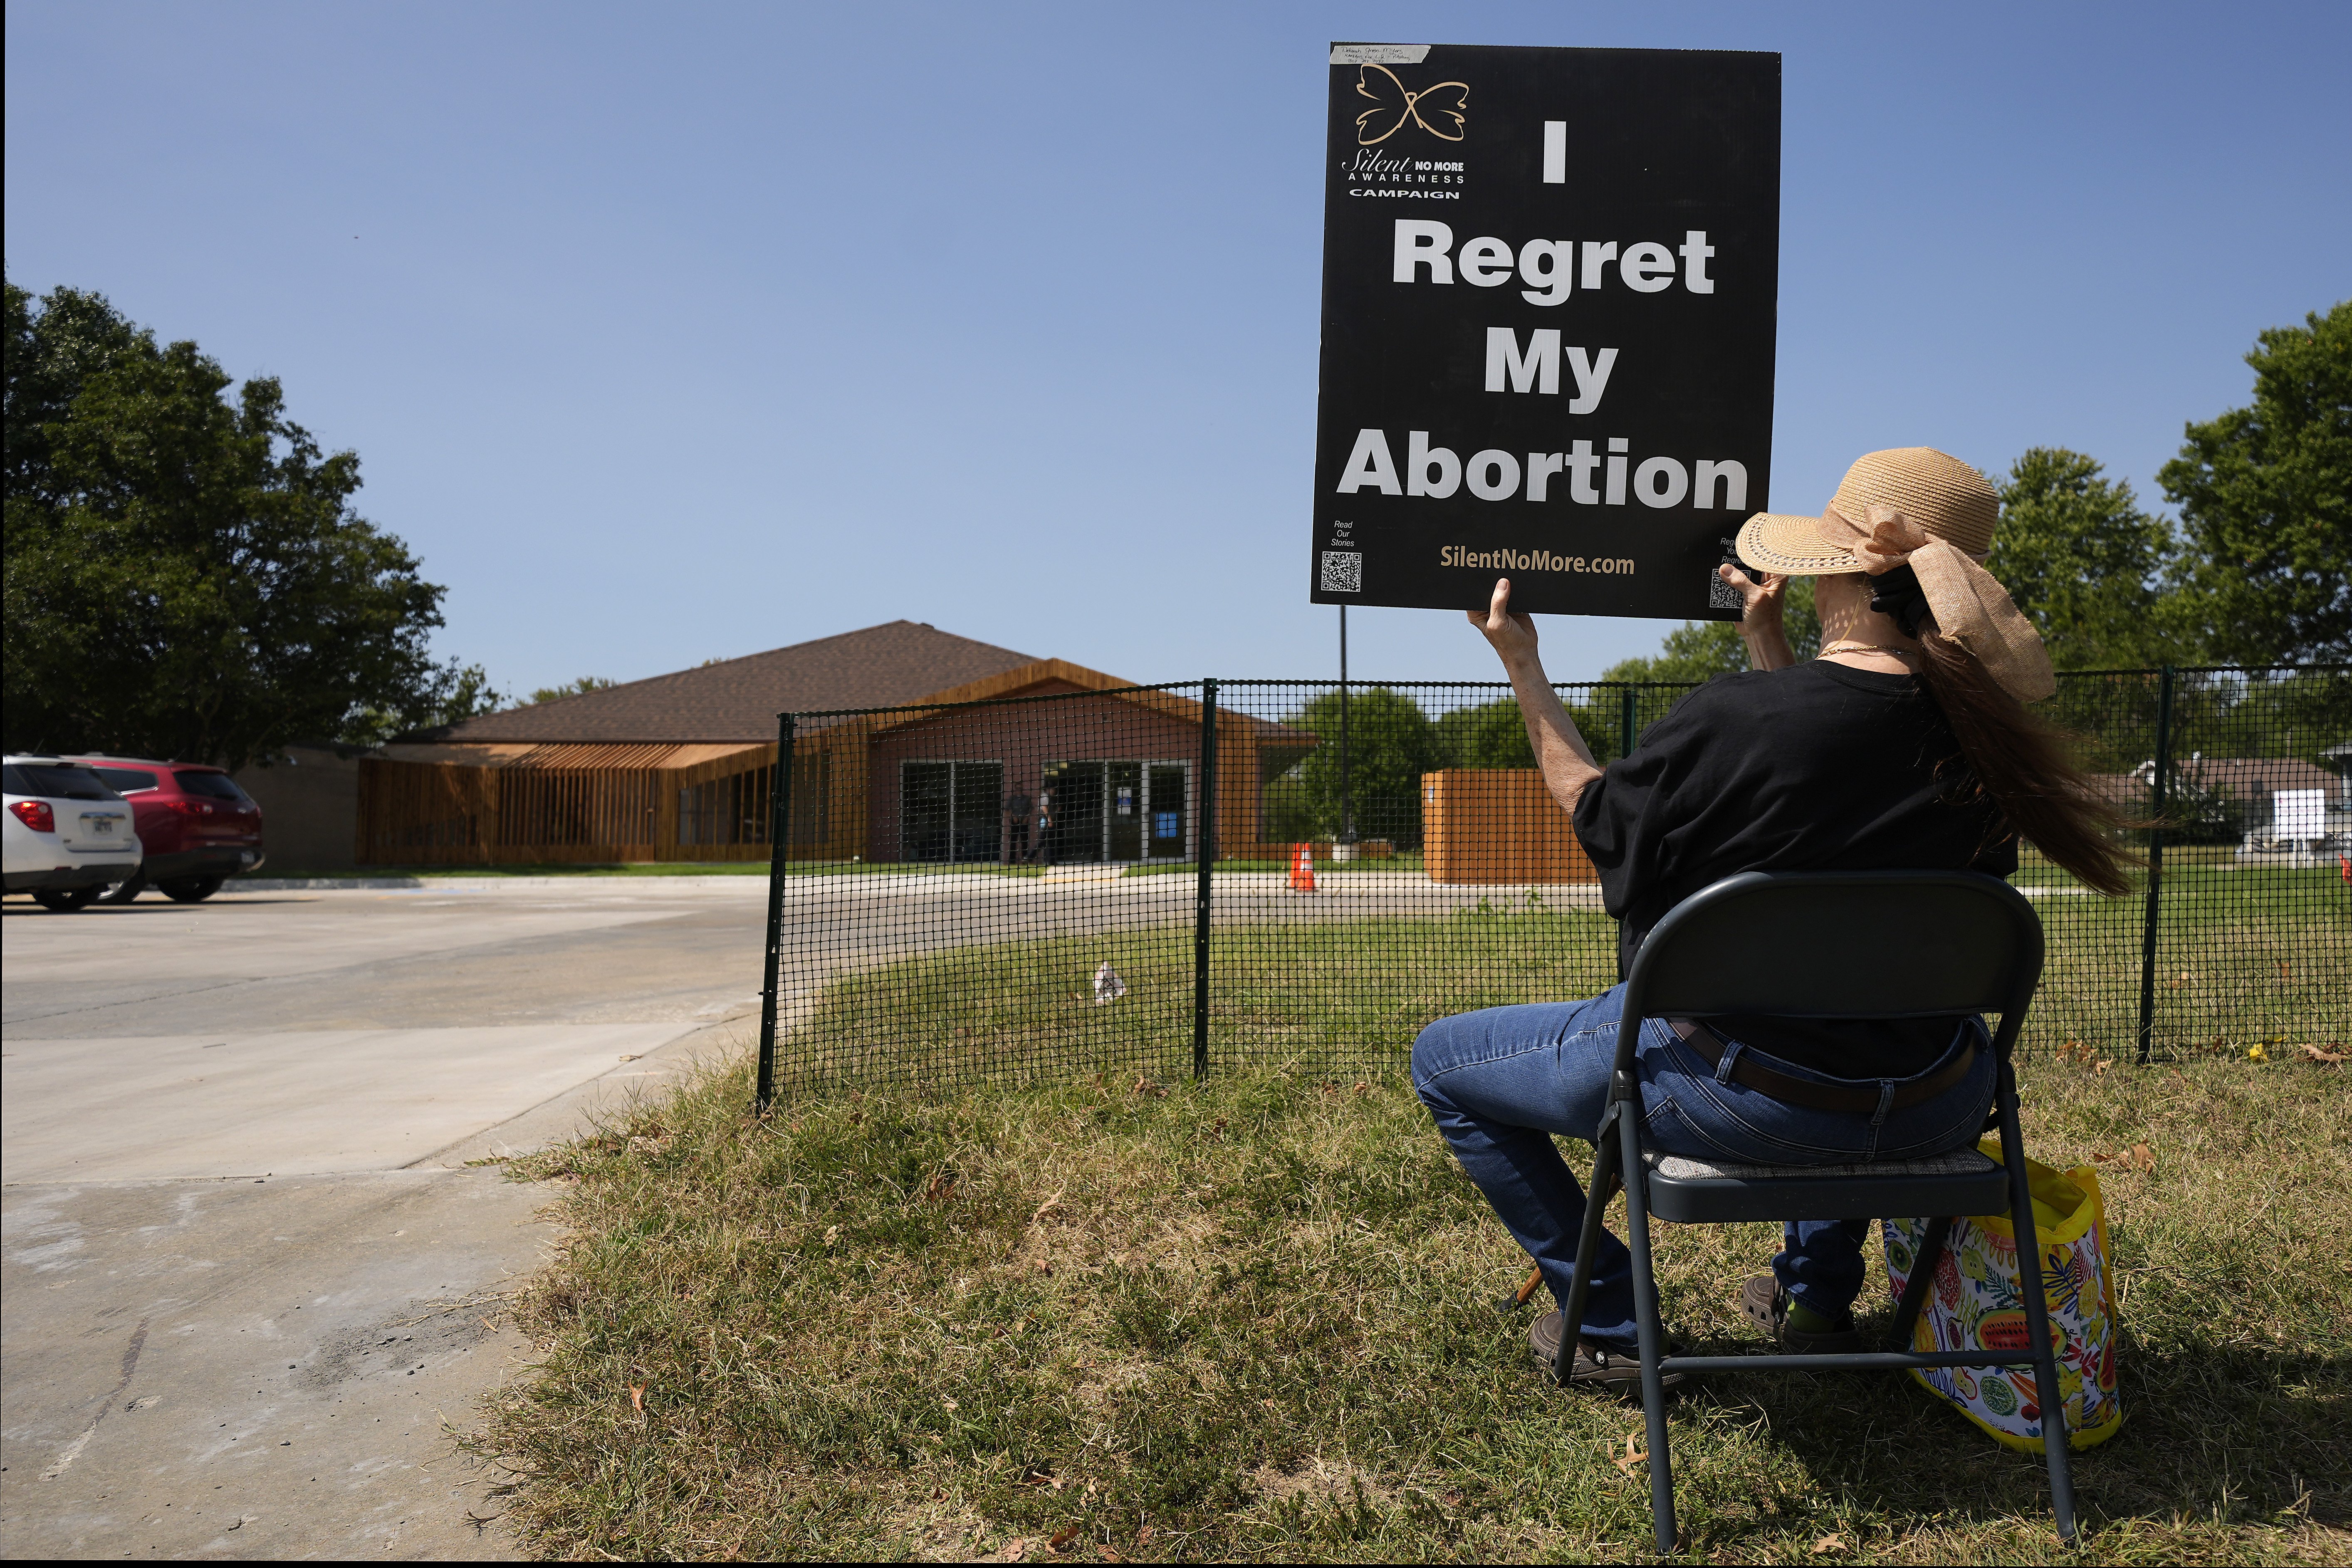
[1620,871,2043,1057]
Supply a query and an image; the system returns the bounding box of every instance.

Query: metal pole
[2135,666,2174,1066]
[755,712,796,1113]
[1192,680,1219,1079]
[1338,607,1354,848]
[1619,688,1638,762]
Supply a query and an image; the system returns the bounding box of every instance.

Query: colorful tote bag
[1880,1138,2123,1452]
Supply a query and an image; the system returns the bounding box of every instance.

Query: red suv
[69,756,267,902]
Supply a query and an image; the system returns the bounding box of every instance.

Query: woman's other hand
[1722,564,1798,673]
[1719,563,1786,628]
[1469,577,1541,671]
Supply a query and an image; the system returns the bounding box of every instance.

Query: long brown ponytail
[1912,628,2138,895]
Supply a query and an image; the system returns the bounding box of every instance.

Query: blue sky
[6,2,2345,695]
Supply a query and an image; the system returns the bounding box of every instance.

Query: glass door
[1106,762,1144,861]
[1040,761,1104,863]
[1146,763,1189,860]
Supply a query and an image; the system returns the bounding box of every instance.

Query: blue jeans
[1410,984,1995,1349]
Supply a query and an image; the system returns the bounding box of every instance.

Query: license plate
[86,815,116,835]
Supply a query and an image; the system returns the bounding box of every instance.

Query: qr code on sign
[1321,550,1364,594]
[1708,567,1743,610]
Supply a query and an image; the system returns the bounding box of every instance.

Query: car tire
[31,886,104,913]
[156,876,225,904]
[99,871,150,904]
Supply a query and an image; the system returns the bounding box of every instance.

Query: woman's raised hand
[1468,577,1541,669]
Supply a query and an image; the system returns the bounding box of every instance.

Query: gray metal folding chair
[1557,870,2077,1552]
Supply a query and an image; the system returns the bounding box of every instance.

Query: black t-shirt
[1572,661,2016,1079]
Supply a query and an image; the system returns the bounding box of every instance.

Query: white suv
[4,756,143,913]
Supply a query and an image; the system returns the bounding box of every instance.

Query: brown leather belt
[1667,1018,1976,1114]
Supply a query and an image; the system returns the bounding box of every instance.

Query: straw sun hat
[1735,447,1998,576]
[1735,446,2056,703]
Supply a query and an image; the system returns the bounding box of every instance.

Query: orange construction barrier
[1289,842,1318,892]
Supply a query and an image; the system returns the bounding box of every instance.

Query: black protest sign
[1308,43,1780,619]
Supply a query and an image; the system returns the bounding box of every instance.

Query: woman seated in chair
[1412,447,2135,1390]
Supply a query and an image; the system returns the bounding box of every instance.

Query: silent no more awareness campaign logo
[1353,65,1469,144]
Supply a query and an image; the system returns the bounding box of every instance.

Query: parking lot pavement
[1,883,772,1560]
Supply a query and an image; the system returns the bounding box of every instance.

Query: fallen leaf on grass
[1030,1193,1064,1226]
[923,1173,959,1203]
[2248,1042,2269,1062]
[999,1537,1032,1562]
[1608,1434,1647,1476]
[1049,1525,1080,1552]
[628,1385,644,1412]
[942,1397,959,1410]
[2301,1044,2346,1064]
[1812,1534,1845,1554]
[1096,1548,1125,1563]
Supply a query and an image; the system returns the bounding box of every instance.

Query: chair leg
[1556,1104,1625,1383]
[1888,1215,1952,1351]
[1993,1066,2078,1543]
[1616,1107,1678,1555]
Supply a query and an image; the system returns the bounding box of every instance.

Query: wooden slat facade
[356,741,862,865]
[1420,769,1598,884]
[355,663,1318,866]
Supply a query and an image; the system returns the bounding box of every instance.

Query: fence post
[1619,688,1638,761]
[2135,667,2174,1065]
[1193,680,1219,1080]
[756,712,796,1113]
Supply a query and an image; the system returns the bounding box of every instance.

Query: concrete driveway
[3,866,1586,1558]
[1,879,770,1560]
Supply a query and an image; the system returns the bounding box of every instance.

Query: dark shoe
[1741,1276,1863,1355]
[1528,1310,1686,1392]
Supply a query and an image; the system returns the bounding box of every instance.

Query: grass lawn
[472,1044,2348,1563]
[777,878,2347,1094]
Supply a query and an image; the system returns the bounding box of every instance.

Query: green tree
[1431,697,1536,769]
[3,279,495,769]
[529,675,620,705]
[1989,447,2180,669]
[1600,576,1818,684]
[1281,686,1435,843]
[2159,301,2351,665]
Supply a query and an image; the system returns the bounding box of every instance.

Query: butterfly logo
[1352,64,1469,145]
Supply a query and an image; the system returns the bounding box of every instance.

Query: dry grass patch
[470,1046,2348,1561]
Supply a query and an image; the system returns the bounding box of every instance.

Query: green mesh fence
[757,667,2350,1098]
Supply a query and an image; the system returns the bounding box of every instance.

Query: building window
[901,761,1004,863]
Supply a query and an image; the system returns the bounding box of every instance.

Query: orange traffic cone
[1289,842,1318,892]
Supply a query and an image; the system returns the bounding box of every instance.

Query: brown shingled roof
[438,621,1042,744]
